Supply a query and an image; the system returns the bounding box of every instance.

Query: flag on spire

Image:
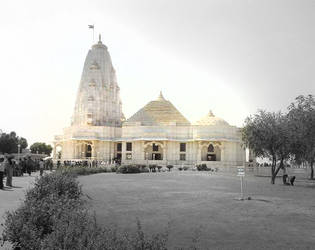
[88,24,95,43]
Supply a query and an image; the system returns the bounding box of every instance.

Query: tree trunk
[271,157,277,184]
[271,157,283,184]
[310,160,314,180]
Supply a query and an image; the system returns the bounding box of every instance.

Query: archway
[144,142,164,160]
[201,143,221,161]
[86,144,92,158]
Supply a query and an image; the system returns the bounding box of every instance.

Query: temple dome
[125,92,191,126]
[194,110,229,126]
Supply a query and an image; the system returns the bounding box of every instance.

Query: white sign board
[237,167,245,177]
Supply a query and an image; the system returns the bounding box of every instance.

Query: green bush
[58,166,109,176]
[111,165,118,172]
[1,173,82,250]
[117,165,141,174]
[196,164,210,171]
[166,165,174,171]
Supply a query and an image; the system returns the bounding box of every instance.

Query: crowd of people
[0,155,54,190]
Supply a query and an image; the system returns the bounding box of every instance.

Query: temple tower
[72,35,124,127]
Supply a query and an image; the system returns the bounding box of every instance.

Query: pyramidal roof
[125,92,191,126]
[194,110,229,126]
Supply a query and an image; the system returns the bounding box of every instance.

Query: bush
[196,164,210,171]
[166,165,173,172]
[149,165,157,172]
[140,165,149,173]
[178,167,183,171]
[1,172,82,250]
[183,166,189,171]
[117,165,141,174]
[57,166,110,176]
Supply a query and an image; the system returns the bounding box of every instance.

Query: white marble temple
[54,38,248,168]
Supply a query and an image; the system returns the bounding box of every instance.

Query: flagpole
[88,24,95,44]
[93,25,94,43]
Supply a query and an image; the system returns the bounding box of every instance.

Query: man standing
[0,156,5,189]
[39,159,44,176]
[5,156,14,187]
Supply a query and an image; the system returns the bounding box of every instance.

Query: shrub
[166,165,173,172]
[58,166,109,176]
[196,164,210,171]
[183,166,189,171]
[157,166,163,172]
[149,165,157,172]
[1,173,82,250]
[178,167,183,171]
[117,165,141,174]
[140,165,149,173]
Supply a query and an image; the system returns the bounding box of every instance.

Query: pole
[93,26,94,43]
[240,176,244,200]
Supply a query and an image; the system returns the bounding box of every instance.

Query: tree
[0,131,28,154]
[288,95,315,179]
[30,142,53,156]
[166,165,173,172]
[242,110,291,184]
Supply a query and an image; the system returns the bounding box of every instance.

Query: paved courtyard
[79,172,315,250]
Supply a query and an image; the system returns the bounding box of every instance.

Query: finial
[157,91,165,101]
[208,110,214,117]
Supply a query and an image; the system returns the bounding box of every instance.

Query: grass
[78,171,315,250]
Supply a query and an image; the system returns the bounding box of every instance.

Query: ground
[79,172,315,250]
[1,171,315,249]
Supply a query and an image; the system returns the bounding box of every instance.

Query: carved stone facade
[54,39,246,168]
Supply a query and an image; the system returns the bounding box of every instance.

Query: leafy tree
[242,110,291,184]
[0,131,28,154]
[30,142,53,156]
[288,95,315,179]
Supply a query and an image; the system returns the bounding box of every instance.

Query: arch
[144,141,164,160]
[208,144,214,152]
[200,142,221,161]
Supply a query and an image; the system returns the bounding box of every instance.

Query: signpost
[237,167,245,200]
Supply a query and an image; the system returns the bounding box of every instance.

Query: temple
[53,37,246,169]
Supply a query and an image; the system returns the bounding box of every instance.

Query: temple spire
[157,91,165,101]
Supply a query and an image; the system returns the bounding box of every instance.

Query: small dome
[194,110,229,126]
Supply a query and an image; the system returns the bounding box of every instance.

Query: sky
[0,0,314,146]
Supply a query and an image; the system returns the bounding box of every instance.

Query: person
[26,156,33,176]
[0,156,5,189]
[39,159,44,176]
[48,159,53,172]
[5,156,14,187]
[290,176,296,186]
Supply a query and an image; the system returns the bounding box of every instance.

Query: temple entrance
[144,142,164,161]
[201,143,221,161]
[152,153,162,160]
[85,144,92,158]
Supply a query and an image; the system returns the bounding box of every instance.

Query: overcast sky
[0,0,314,146]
